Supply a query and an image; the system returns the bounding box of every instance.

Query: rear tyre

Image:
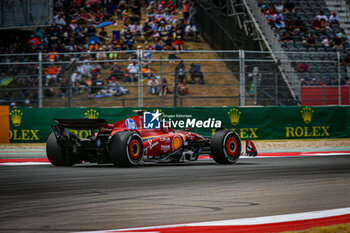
[210,129,241,164]
[109,131,144,167]
[46,133,75,166]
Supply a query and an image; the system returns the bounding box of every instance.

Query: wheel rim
[225,137,238,157]
[129,139,141,160]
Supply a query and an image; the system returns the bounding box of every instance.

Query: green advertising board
[8,106,350,143]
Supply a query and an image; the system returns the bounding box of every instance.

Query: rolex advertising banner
[8,106,350,143]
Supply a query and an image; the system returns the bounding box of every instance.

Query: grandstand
[0,0,349,107]
[254,0,350,104]
[273,0,350,79]
[199,0,350,105]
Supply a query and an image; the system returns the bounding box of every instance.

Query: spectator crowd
[0,0,203,106]
[3,0,350,107]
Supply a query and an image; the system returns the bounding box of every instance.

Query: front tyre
[210,129,241,164]
[46,133,74,166]
[109,131,144,167]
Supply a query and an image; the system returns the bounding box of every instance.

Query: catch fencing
[0,50,349,107]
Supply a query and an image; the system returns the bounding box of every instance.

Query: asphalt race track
[1,155,350,233]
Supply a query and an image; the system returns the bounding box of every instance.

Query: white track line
[0,162,50,166]
[1,152,348,166]
[241,152,350,158]
[76,207,350,233]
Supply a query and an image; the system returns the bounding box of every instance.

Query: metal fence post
[322,84,325,106]
[174,61,184,108]
[239,50,246,106]
[66,60,76,107]
[274,71,278,106]
[174,71,178,107]
[337,51,341,105]
[160,55,164,107]
[38,52,43,108]
[137,48,143,107]
[141,50,143,107]
[253,67,258,105]
[68,68,72,108]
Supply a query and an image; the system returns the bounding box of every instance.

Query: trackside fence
[0,50,349,107]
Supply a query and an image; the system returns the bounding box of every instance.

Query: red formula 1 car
[46,111,257,167]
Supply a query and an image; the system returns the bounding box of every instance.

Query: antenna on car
[133,110,144,116]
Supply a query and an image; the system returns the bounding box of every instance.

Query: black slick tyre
[210,129,241,164]
[109,131,144,167]
[46,132,74,166]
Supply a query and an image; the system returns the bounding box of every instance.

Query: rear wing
[52,119,109,145]
[54,119,108,130]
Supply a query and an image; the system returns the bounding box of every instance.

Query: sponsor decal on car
[161,145,171,152]
[159,137,171,142]
[144,140,159,153]
[101,128,113,132]
[172,135,183,150]
[125,118,137,129]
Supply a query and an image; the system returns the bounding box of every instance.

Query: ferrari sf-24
[46,111,257,167]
